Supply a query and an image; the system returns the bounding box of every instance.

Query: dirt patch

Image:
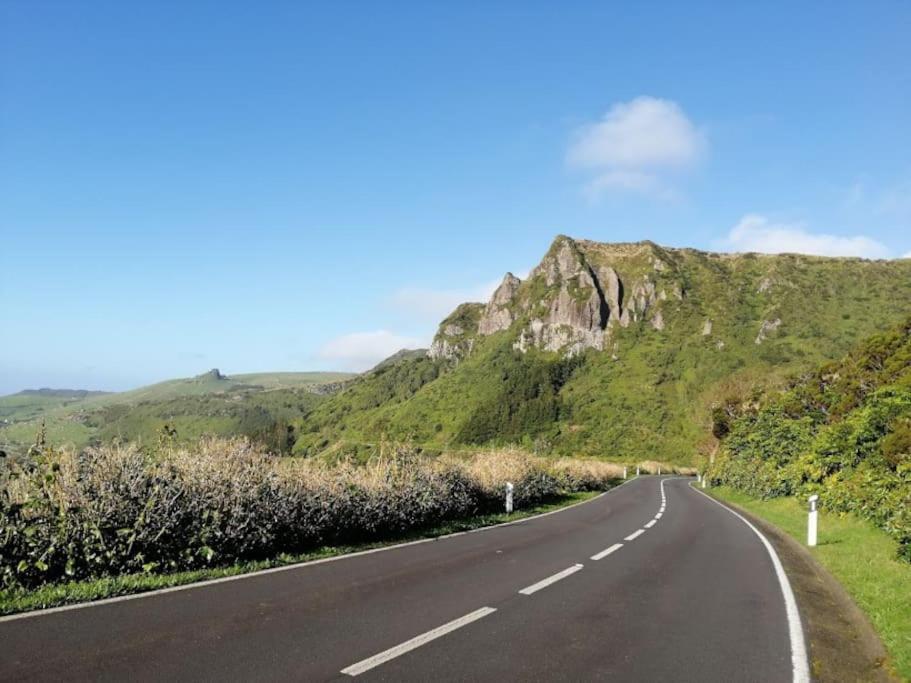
[717,498,895,682]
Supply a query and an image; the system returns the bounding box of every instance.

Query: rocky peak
[478,272,522,335]
[430,234,685,361]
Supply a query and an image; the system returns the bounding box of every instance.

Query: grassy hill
[293,236,911,463]
[0,370,354,455]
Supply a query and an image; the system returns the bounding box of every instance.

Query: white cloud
[568,97,704,169]
[567,96,704,200]
[389,280,499,322]
[389,270,529,322]
[723,214,891,259]
[903,251,911,259]
[318,330,426,371]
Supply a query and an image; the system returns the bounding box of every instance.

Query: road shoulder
[701,486,895,682]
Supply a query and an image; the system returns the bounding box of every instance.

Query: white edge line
[624,529,645,541]
[340,606,497,676]
[590,543,623,561]
[518,564,584,595]
[0,474,649,623]
[689,483,810,683]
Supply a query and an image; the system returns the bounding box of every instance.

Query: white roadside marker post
[505,482,514,514]
[623,466,627,479]
[636,466,640,477]
[701,474,707,489]
[658,466,661,476]
[807,494,819,547]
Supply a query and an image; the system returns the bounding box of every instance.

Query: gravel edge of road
[701,486,896,683]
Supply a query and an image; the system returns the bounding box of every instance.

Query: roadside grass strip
[341,607,497,676]
[624,529,645,541]
[590,543,623,561]
[518,564,584,596]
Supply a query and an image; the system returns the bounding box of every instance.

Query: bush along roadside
[0,437,623,593]
[706,318,911,562]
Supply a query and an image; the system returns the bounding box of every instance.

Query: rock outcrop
[755,318,782,344]
[428,235,684,360]
[478,273,521,335]
[428,303,484,362]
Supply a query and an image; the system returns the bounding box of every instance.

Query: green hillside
[709,317,911,560]
[294,236,911,463]
[0,370,353,455]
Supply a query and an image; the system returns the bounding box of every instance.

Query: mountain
[0,370,355,455]
[293,235,911,463]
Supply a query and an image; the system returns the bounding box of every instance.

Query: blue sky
[2,1,910,393]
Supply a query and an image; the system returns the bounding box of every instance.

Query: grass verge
[710,486,911,681]
[0,489,602,617]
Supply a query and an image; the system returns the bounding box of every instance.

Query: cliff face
[428,235,686,361]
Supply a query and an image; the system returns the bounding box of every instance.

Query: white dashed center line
[340,606,497,676]
[590,543,624,561]
[518,564,584,595]
[644,520,656,528]
[624,529,645,541]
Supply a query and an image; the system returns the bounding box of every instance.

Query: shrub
[0,439,621,590]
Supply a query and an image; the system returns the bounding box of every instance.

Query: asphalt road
[0,477,808,682]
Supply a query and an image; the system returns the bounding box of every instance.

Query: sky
[2,1,910,394]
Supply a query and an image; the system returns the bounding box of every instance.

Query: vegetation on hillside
[0,437,622,592]
[708,318,911,561]
[294,244,911,463]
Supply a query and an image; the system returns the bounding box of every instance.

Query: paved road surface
[0,477,808,682]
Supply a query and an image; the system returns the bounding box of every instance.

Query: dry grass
[1,438,623,590]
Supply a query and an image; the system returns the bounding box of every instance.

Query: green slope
[295,237,911,463]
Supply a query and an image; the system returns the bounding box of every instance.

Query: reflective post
[807,494,819,546]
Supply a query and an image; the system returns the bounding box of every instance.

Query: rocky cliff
[429,235,686,361]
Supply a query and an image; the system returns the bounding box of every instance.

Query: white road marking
[519,564,584,595]
[340,606,497,676]
[690,484,810,683]
[655,512,662,519]
[624,529,645,541]
[645,520,656,528]
[0,476,649,624]
[590,543,623,561]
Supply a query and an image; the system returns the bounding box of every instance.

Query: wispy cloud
[389,270,528,323]
[568,96,705,201]
[722,214,891,259]
[389,280,500,322]
[317,330,426,371]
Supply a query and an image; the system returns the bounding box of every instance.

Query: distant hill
[16,389,111,399]
[0,370,355,455]
[292,235,911,463]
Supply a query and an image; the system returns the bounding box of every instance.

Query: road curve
[0,477,807,682]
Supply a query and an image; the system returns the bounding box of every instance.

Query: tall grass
[0,439,622,590]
